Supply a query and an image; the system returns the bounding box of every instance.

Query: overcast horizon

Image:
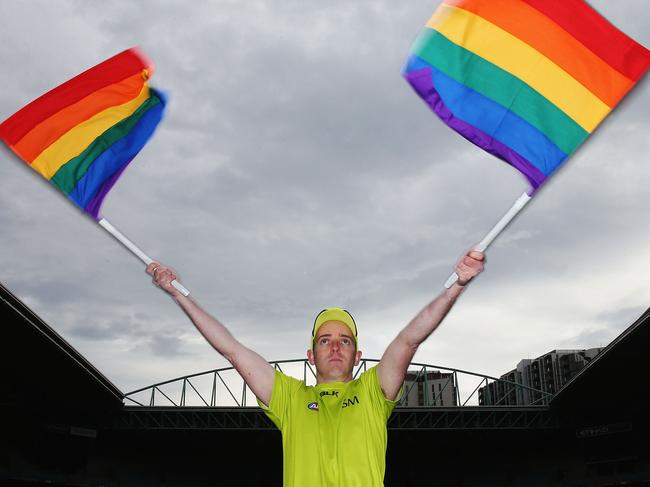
[1,1,648,396]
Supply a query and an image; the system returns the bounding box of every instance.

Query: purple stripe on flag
[83,161,131,220]
[403,66,546,191]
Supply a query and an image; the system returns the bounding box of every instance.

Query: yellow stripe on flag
[30,85,150,180]
[428,4,610,132]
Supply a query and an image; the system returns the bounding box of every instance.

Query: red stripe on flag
[523,0,650,82]
[0,47,154,146]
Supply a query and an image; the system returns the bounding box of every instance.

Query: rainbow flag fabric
[0,48,166,220]
[403,0,650,192]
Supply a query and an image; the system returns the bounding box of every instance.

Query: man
[147,249,484,486]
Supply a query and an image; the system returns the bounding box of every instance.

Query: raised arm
[147,263,275,406]
[376,250,485,400]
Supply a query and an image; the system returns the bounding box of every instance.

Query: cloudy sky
[1,1,648,400]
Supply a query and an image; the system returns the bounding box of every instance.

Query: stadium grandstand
[1,281,648,486]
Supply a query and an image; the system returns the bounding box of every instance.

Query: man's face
[307,320,362,383]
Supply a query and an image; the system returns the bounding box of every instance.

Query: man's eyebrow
[316,333,353,340]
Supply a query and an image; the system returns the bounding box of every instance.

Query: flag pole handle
[98,218,190,297]
[444,192,532,289]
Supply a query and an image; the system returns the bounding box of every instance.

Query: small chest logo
[307,402,319,411]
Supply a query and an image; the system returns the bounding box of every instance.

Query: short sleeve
[257,370,302,430]
[360,366,402,420]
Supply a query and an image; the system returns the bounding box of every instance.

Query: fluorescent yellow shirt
[259,366,398,487]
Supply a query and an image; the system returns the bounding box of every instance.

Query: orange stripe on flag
[12,73,146,163]
[444,0,633,108]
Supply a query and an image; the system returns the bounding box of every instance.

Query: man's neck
[315,373,353,385]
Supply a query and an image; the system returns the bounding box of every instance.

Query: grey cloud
[569,306,646,351]
[1,0,649,389]
[573,303,647,348]
[594,306,648,330]
[148,333,191,358]
[66,311,154,341]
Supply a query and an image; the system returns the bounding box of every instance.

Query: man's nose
[330,339,340,351]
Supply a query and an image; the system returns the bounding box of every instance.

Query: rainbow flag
[403,0,650,192]
[0,48,166,220]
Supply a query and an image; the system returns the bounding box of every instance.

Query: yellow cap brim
[311,308,358,349]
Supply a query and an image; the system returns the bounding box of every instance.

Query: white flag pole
[444,191,532,289]
[98,218,190,297]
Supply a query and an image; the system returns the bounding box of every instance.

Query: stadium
[2,282,648,486]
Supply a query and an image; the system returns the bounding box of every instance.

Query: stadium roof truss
[119,359,557,431]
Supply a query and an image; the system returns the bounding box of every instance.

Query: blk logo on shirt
[320,390,339,398]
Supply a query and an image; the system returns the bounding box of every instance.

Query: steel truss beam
[115,407,275,430]
[388,406,557,430]
[114,406,557,431]
[124,359,551,408]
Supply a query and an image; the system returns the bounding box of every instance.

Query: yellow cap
[311,308,358,349]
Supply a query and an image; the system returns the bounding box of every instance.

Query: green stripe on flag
[412,29,589,155]
[51,93,162,194]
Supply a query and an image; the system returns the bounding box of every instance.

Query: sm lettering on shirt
[342,395,359,408]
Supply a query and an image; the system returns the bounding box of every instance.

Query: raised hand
[146,262,184,298]
[455,250,485,286]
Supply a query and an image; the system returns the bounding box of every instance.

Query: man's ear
[307,348,315,365]
[354,349,362,366]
